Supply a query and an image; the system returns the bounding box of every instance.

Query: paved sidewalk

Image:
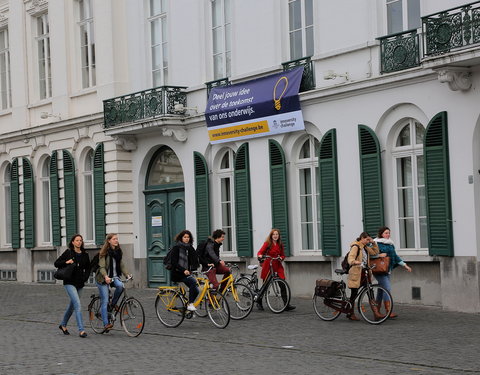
[0,282,479,375]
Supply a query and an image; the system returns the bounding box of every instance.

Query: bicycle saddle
[247,265,258,270]
[334,268,347,275]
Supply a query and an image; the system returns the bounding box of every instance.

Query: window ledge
[0,108,12,117]
[70,87,97,99]
[27,98,53,109]
[0,246,14,252]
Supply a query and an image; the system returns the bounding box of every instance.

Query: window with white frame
[392,119,427,249]
[0,28,12,110]
[288,0,314,60]
[218,149,235,253]
[40,157,51,244]
[297,136,320,250]
[78,0,96,88]
[386,0,421,35]
[212,0,231,80]
[36,13,51,99]
[83,149,94,242]
[3,163,11,245]
[149,0,168,86]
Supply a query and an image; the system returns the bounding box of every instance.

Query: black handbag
[54,263,75,280]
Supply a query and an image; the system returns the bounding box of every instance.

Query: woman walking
[374,226,412,318]
[55,234,90,337]
[95,233,131,332]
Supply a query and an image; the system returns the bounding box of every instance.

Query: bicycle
[88,277,145,337]
[236,256,291,313]
[155,268,231,329]
[313,266,393,325]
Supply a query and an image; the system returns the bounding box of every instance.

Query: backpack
[196,239,209,266]
[341,244,360,273]
[163,246,174,270]
[90,253,100,274]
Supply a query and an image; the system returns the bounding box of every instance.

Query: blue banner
[205,67,305,143]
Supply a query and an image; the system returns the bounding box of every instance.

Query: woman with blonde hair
[95,233,131,332]
[256,229,295,311]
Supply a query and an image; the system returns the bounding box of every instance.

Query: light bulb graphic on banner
[273,76,288,110]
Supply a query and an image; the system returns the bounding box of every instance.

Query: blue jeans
[96,277,124,326]
[61,284,84,332]
[180,275,199,304]
[375,273,392,302]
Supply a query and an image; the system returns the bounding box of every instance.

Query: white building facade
[1,0,480,312]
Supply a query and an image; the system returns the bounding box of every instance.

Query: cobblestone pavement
[1,282,479,375]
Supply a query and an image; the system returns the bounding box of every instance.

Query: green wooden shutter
[234,143,253,257]
[63,150,77,241]
[10,159,20,249]
[269,140,290,255]
[50,152,61,246]
[424,111,453,256]
[358,125,384,236]
[94,143,106,245]
[319,129,341,256]
[22,158,35,248]
[194,151,210,242]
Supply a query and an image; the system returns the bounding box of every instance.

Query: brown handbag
[370,256,390,275]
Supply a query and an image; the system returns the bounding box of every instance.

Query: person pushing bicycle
[257,229,295,311]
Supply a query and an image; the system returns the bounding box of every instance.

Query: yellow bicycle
[195,270,254,320]
[155,270,230,329]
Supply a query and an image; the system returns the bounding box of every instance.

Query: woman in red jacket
[256,229,295,311]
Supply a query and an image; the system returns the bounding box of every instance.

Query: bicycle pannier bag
[315,279,339,298]
[370,256,390,275]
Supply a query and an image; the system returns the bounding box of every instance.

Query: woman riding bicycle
[346,232,386,321]
[169,230,200,312]
[95,233,131,332]
[257,229,295,311]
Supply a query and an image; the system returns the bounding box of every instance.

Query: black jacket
[54,249,91,289]
[201,238,221,271]
[170,242,199,282]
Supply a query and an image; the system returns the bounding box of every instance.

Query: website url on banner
[209,121,269,141]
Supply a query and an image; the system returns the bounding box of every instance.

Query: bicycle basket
[315,279,340,298]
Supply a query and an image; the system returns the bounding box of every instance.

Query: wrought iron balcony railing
[282,56,315,92]
[378,29,421,73]
[206,77,230,97]
[103,86,187,129]
[423,1,480,56]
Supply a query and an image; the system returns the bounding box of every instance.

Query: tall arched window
[83,149,94,242]
[218,149,235,253]
[40,157,51,244]
[3,163,11,245]
[392,119,427,249]
[296,135,320,250]
[147,147,184,187]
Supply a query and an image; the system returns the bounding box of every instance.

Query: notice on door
[151,216,163,227]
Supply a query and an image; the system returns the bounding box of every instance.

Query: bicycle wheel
[193,296,208,318]
[155,289,186,328]
[265,278,290,313]
[120,297,145,337]
[224,283,254,320]
[236,276,256,291]
[88,296,105,334]
[312,295,341,321]
[357,285,392,325]
[206,292,230,329]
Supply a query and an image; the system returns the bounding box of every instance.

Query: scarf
[108,248,122,277]
[375,237,395,246]
[177,242,190,270]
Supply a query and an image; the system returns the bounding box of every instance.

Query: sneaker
[186,303,197,312]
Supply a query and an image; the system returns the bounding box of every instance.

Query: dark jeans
[180,275,199,304]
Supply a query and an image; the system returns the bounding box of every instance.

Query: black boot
[256,299,264,311]
[279,282,295,310]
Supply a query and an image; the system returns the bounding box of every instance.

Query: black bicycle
[88,277,145,337]
[236,256,291,313]
[313,266,393,325]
